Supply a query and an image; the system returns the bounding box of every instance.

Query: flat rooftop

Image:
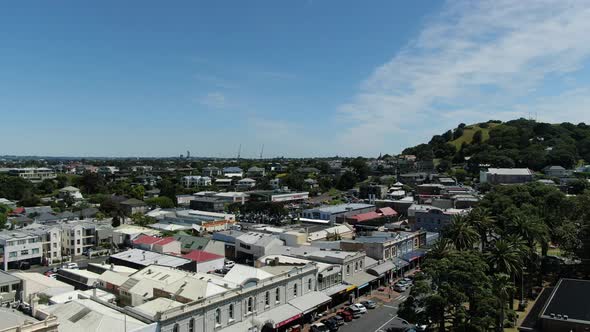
[110,248,191,267]
[542,278,590,323]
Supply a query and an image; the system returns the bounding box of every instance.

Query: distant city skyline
[3,1,590,157]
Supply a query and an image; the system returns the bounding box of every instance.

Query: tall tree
[443,215,479,250]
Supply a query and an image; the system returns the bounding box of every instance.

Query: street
[25,255,109,274]
[326,290,410,332]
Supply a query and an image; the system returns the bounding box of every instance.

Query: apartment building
[0,230,43,270]
[8,168,56,183]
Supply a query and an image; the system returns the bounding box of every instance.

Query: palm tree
[507,216,549,252]
[469,207,496,250]
[493,273,515,332]
[486,238,525,276]
[443,215,479,250]
[429,237,454,259]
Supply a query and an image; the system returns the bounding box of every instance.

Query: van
[310,323,330,332]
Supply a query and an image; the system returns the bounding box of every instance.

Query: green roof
[173,234,210,251]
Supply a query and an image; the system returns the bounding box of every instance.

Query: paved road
[23,255,109,274]
[337,292,410,332]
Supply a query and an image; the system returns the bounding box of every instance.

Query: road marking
[375,315,399,332]
[383,305,398,309]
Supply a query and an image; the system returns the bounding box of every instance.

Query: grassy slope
[449,122,500,150]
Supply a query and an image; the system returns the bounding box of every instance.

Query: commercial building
[0,270,22,304]
[189,197,226,213]
[480,168,534,184]
[0,230,43,270]
[302,203,375,224]
[109,248,196,271]
[249,191,310,203]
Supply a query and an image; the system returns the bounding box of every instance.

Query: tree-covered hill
[402,118,590,171]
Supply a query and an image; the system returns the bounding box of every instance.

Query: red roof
[183,250,224,263]
[9,207,25,215]
[349,211,382,222]
[378,207,398,216]
[154,237,176,246]
[133,235,176,246]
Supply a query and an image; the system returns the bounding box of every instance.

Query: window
[246,297,254,314]
[215,308,221,325]
[32,248,39,254]
[17,240,25,245]
[77,230,81,236]
[189,319,195,332]
[21,250,29,255]
[229,304,234,320]
[359,260,363,269]
[0,286,8,293]
[77,239,80,245]
[275,288,280,303]
[11,284,19,291]
[355,261,358,272]
[265,291,270,306]
[53,243,57,248]
[173,324,179,332]
[346,265,350,275]
[53,252,57,257]
[9,252,17,258]
[77,248,80,254]
[293,283,298,297]
[308,278,312,291]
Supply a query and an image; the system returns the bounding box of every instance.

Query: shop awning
[321,284,349,296]
[392,257,410,269]
[254,304,302,329]
[401,249,427,262]
[344,271,378,289]
[288,291,331,314]
[367,260,395,277]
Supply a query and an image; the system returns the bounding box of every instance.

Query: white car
[62,262,79,269]
[224,260,235,270]
[350,303,367,314]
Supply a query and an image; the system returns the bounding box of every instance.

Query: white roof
[161,275,229,301]
[44,299,147,332]
[98,270,129,287]
[308,224,353,242]
[486,168,533,175]
[110,249,191,267]
[133,297,183,318]
[61,268,101,280]
[49,289,115,304]
[113,225,161,236]
[223,265,274,285]
[149,223,191,231]
[87,263,138,275]
[10,272,74,299]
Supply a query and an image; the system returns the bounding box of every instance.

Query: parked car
[336,310,353,322]
[224,260,235,270]
[393,284,407,292]
[18,262,30,270]
[361,300,377,309]
[62,262,79,269]
[310,322,330,332]
[320,318,339,331]
[350,303,367,314]
[333,315,345,326]
[346,305,362,318]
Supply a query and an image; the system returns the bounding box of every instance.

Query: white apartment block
[8,168,56,183]
[0,230,43,270]
[182,176,212,188]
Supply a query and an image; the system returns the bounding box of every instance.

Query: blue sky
[2,1,590,158]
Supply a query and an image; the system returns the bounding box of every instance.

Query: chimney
[110,263,114,271]
[93,286,97,298]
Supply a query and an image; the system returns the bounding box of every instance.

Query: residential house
[0,230,43,270]
[132,235,181,255]
[247,166,266,177]
[543,165,571,178]
[236,178,256,190]
[120,198,148,215]
[8,168,56,183]
[222,167,243,178]
[202,166,221,177]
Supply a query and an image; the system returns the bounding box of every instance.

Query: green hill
[402,119,590,172]
[449,123,499,150]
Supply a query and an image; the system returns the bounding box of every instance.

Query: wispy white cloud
[198,91,228,108]
[337,0,590,154]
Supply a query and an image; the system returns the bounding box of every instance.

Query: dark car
[337,310,353,322]
[321,318,339,331]
[333,315,345,326]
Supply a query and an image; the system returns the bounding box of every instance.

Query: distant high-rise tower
[187,150,190,159]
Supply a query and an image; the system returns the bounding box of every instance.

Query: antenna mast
[237,144,241,160]
[259,144,264,160]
